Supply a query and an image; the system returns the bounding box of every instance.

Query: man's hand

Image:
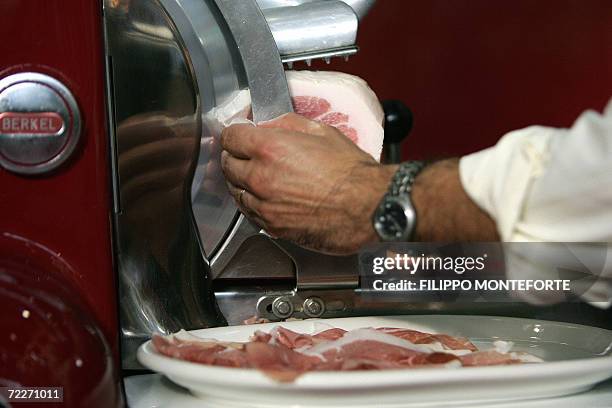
[220,113,395,254]
[220,113,499,254]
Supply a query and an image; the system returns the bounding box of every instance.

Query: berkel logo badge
[0,112,64,135]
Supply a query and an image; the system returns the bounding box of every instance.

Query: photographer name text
[372,279,571,292]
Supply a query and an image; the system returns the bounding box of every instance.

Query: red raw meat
[377,328,478,351]
[292,96,359,143]
[317,340,459,370]
[318,112,350,125]
[272,326,316,349]
[312,328,347,341]
[267,326,348,349]
[243,316,271,325]
[459,351,520,366]
[251,330,273,343]
[292,96,331,119]
[246,342,321,371]
[433,334,478,351]
[152,335,227,364]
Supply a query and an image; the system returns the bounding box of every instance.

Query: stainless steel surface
[273,240,359,290]
[209,214,270,277]
[218,285,612,327]
[212,232,359,286]
[0,73,81,175]
[225,288,528,324]
[214,0,293,122]
[212,234,295,280]
[104,0,229,368]
[161,0,248,258]
[341,0,376,20]
[256,0,376,21]
[281,46,358,64]
[263,1,358,57]
[209,0,294,278]
[251,290,352,323]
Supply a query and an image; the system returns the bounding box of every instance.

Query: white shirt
[459,100,612,307]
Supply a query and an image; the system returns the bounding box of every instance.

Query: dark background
[309,0,612,160]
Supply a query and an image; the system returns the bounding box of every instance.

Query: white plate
[138,315,612,408]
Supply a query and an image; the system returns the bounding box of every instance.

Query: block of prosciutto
[286,70,385,161]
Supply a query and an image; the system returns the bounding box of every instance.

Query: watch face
[374,197,411,241]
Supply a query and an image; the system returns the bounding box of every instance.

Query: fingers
[220,150,251,189]
[221,123,263,159]
[226,182,260,212]
[226,181,268,228]
[259,112,327,136]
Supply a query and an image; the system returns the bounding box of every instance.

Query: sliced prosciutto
[376,327,478,352]
[286,70,385,161]
[152,326,541,383]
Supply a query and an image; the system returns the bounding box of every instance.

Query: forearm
[410,158,499,241]
[361,159,499,245]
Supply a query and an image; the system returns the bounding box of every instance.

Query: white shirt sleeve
[459,99,612,307]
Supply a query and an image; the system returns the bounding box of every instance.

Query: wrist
[371,161,427,242]
[357,163,399,246]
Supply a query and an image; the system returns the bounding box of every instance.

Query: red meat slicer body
[0,1,122,405]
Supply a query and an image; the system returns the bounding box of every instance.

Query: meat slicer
[104,0,610,372]
[105,0,381,368]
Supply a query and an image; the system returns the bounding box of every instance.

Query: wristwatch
[372,161,426,241]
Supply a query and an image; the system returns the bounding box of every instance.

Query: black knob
[383,100,413,144]
[382,100,413,163]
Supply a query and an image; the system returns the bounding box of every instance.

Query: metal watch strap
[372,160,427,242]
[389,160,427,197]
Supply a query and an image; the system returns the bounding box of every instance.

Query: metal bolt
[276,301,291,315]
[272,297,294,319]
[303,297,325,318]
